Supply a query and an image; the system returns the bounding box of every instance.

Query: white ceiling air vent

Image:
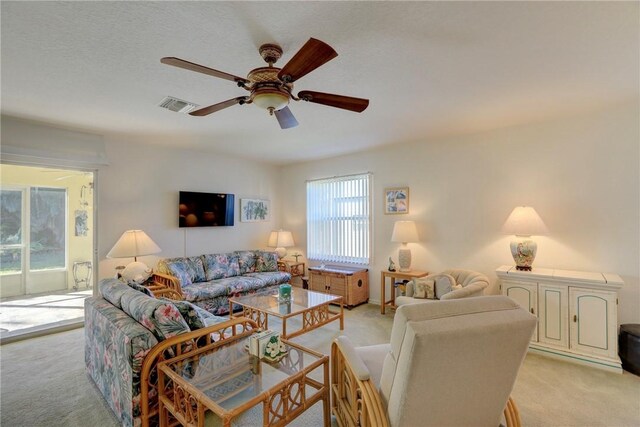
[158,96,198,113]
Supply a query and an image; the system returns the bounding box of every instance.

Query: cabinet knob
[530,308,534,314]
[573,315,577,322]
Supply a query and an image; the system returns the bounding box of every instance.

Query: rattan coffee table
[157,332,329,427]
[229,287,344,339]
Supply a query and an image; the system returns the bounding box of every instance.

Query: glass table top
[229,287,342,317]
[164,336,322,411]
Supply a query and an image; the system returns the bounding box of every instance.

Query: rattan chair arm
[331,340,389,427]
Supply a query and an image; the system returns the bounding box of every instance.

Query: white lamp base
[275,247,287,259]
[398,247,412,272]
[510,237,537,271]
[121,261,152,283]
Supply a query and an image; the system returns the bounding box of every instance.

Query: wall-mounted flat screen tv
[179,191,234,227]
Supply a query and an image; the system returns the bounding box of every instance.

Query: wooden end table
[380,270,429,314]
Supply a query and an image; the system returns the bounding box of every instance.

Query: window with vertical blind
[306,173,371,265]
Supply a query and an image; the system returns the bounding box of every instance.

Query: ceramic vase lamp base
[510,236,537,271]
[398,246,412,272]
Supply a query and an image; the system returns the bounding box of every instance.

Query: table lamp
[391,221,419,272]
[107,230,161,282]
[502,206,548,271]
[268,230,294,259]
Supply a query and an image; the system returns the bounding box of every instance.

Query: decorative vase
[398,247,411,272]
[510,237,537,271]
[279,283,292,302]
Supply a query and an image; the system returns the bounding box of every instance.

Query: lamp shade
[107,230,161,259]
[268,230,295,248]
[502,207,548,236]
[391,221,419,243]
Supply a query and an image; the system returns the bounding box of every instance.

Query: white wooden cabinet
[497,266,623,373]
[503,281,538,341]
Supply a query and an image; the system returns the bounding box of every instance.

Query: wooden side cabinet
[497,265,623,373]
[308,266,369,309]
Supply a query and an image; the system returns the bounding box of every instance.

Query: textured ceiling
[1,1,638,165]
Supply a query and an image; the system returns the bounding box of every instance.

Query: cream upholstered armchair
[331,296,536,427]
[395,268,489,306]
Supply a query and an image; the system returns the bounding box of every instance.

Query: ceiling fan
[161,38,369,129]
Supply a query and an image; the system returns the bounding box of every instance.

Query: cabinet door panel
[309,273,327,293]
[569,288,617,359]
[538,284,568,348]
[503,281,538,342]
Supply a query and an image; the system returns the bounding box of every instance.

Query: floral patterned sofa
[85,278,237,427]
[152,250,291,315]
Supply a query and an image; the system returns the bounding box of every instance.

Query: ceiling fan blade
[274,106,299,129]
[161,57,249,84]
[277,38,338,83]
[297,91,369,113]
[189,97,249,116]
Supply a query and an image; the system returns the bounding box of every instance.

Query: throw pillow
[433,274,457,299]
[162,298,208,330]
[413,278,436,299]
[255,251,278,272]
[236,250,258,274]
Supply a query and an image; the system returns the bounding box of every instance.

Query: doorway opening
[0,164,95,341]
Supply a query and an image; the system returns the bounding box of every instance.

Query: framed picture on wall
[240,198,270,222]
[384,187,409,214]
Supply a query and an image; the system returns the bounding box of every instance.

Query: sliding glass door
[0,186,68,297]
[0,188,25,296]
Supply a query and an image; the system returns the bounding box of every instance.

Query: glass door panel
[0,189,25,297]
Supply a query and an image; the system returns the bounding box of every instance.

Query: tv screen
[179,191,234,227]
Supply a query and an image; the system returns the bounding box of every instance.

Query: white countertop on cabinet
[496,265,623,290]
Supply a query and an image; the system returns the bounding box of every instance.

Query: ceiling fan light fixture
[252,90,289,113]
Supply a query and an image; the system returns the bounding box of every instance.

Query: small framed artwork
[384,187,409,214]
[240,198,270,222]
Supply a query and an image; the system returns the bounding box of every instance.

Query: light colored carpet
[1,303,639,426]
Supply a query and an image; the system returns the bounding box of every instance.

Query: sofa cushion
[162,298,227,330]
[236,250,258,274]
[127,281,154,297]
[432,274,456,299]
[100,278,131,308]
[159,256,206,284]
[181,279,240,302]
[202,253,240,281]
[163,260,193,286]
[243,271,292,287]
[120,291,191,340]
[255,251,279,272]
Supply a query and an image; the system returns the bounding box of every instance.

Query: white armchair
[331,296,536,427]
[396,268,489,306]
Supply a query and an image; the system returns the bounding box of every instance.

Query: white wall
[278,102,640,324]
[98,136,281,277]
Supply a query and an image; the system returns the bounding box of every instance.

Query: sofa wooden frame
[139,317,258,427]
[330,341,522,427]
[151,273,184,300]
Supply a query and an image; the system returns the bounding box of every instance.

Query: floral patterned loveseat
[152,250,291,315]
[85,278,237,427]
